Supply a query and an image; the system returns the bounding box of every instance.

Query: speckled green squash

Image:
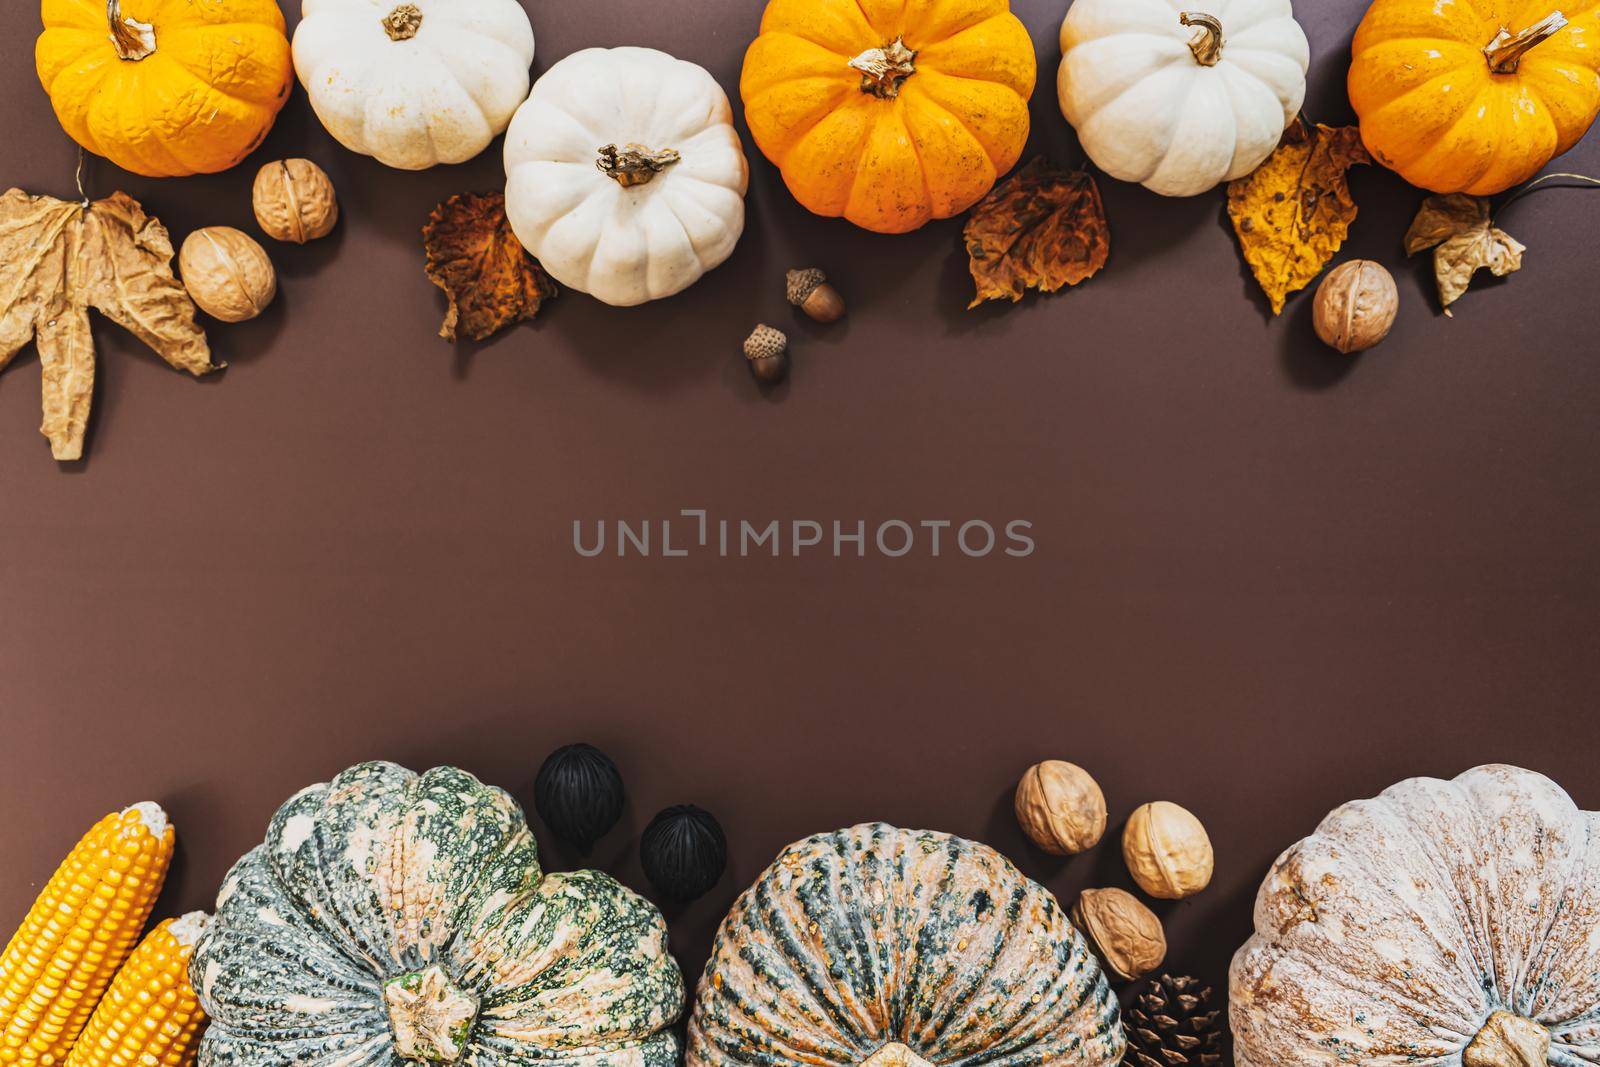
[190,762,684,1067]
[688,824,1124,1067]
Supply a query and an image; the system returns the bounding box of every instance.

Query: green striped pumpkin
[190,762,684,1067]
[688,824,1124,1067]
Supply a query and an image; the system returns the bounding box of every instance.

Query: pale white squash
[293,0,535,170]
[503,47,749,307]
[1232,765,1600,1067]
[1057,0,1308,197]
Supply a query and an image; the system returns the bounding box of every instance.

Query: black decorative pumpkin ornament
[640,805,726,900]
[533,743,625,854]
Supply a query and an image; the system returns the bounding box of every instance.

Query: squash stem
[1463,1012,1549,1067]
[1483,11,1567,73]
[849,38,917,98]
[381,3,424,41]
[105,0,155,61]
[859,1044,935,1067]
[1180,12,1224,66]
[383,967,479,1063]
[596,144,681,187]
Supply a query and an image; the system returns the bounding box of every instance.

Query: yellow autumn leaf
[1227,123,1371,315]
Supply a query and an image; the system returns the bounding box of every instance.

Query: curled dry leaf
[1228,122,1371,315]
[1404,194,1524,314]
[423,192,555,343]
[964,158,1109,308]
[0,188,216,461]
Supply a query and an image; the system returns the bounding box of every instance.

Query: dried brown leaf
[1227,123,1371,315]
[964,158,1109,309]
[1404,194,1524,313]
[0,188,215,461]
[423,192,555,342]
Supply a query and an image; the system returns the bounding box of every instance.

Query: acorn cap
[744,324,787,361]
[785,268,826,307]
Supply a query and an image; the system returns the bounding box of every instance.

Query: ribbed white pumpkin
[503,47,749,307]
[293,0,535,170]
[1232,765,1600,1067]
[1057,0,1308,197]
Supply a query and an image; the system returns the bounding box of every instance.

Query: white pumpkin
[503,47,749,307]
[1232,765,1600,1067]
[1057,0,1308,197]
[293,0,535,170]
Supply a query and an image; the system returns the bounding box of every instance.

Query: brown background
[2,0,1598,1009]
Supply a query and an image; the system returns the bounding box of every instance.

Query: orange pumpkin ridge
[741,0,1036,234]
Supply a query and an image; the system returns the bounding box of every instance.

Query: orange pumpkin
[740,0,1036,234]
[37,0,292,178]
[1349,0,1600,196]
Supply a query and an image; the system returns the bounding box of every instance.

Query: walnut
[1123,801,1214,900]
[178,227,276,323]
[1071,887,1166,981]
[253,159,339,244]
[1313,259,1398,353]
[1014,761,1106,855]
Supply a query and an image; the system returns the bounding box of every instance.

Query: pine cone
[1123,974,1226,1067]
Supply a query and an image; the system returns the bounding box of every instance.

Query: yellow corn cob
[61,914,209,1067]
[0,804,175,1067]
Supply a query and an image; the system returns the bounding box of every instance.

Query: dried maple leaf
[0,188,216,461]
[965,158,1109,308]
[423,192,555,342]
[1404,194,1524,314]
[1228,122,1371,315]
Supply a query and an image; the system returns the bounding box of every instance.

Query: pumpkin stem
[1180,12,1225,66]
[383,967,478,1064]
[1463,1012,1549,1067]
[859,1044,936,1067]
[105,0,155,61]
[381,3,424,41]
[1484,10,1568,73]
[848,38,917,98]
[596,144,681,187]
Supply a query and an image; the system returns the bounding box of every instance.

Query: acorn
[785,268,845,323]
[744,324,789,384]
